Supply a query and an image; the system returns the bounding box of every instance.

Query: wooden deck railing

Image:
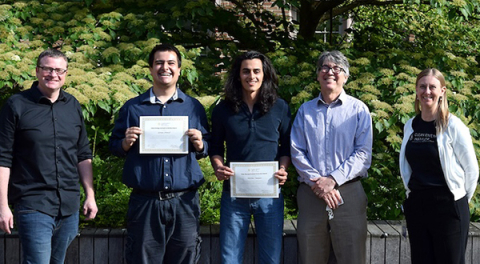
[2,220,480,264]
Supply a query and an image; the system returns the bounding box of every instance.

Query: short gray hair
[316,50,350,77]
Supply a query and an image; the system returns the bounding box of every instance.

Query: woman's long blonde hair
[414,68,449,134]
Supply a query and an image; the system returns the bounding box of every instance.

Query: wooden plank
[5,230,20,264]
[366,222,371,264]
[79,228,96,264]
[471,223,480,264]
[466,223,480,264]
[373,220,400,264]
[466,227,473,264]
[108,229,125,264]
[199,225,211,264]
[368,222,385,264]
[65,233,80,264]
[210,224,221,264]
[386,220,410,264]
[7,223,480,264]
[0,230,5,264]
[94,229,109,264]
[282,220,298,264]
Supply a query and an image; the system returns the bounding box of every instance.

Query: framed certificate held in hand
[139,116,189,154]
[230,161,279,198]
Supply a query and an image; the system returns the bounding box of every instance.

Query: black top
[209,99,291,191]
[406,114,446,190]
[0,82,92,217]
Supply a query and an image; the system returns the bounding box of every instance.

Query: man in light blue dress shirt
[291,50,373,264]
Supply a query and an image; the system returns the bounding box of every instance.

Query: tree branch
[319,0,406,24]
[227,0,269,31]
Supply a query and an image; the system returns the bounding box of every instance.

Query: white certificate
[139,116,188,154]
[230,161,279,198]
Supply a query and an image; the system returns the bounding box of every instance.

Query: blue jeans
[14,204,79,264]
[220,191,284,264]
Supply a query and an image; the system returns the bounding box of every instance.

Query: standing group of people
[0,44,477,264]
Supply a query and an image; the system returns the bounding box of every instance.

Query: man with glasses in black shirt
[0,49,97,264]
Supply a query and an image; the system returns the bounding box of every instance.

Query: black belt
[132,188,192,200]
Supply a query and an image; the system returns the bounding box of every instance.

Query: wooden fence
[2,220,480,264]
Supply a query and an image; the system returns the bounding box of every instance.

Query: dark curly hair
[224,51,278,115]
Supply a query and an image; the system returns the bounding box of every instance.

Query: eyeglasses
[38,66,67,75]
[320,65,345,74]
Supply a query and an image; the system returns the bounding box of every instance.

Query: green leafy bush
[2,1,480,227]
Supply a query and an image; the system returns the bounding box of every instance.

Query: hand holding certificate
[230,161,279,198]
[139,116,189,154]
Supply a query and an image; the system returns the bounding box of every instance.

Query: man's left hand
[83,197,98,221]
[311,176,336,196]
[186,129,203,152]
[319,189,342,209]
[274,167,288,185]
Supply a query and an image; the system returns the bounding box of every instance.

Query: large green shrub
[2,1,480,226]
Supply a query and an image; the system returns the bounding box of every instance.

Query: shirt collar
[318,90,346,106]
[31,81,66,103]
[145,86,184,104]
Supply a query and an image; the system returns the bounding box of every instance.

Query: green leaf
[375,121,384,133]
[97,100,111,113]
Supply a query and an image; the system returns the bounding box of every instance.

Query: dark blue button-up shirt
[109,88,209,192]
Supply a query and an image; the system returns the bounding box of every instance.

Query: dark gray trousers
[297,181,367,264]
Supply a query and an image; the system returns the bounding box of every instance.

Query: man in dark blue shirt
[209,51,291,264]
[0,49,97,264]
[109,44,209,264]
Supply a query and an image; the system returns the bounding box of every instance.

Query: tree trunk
[298,3,321,40]
[297,0,345,41]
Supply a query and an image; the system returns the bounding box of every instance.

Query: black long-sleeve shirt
[0,82,92,217]
[209,99,291,191]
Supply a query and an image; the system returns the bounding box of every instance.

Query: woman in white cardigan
[399,68,479,264]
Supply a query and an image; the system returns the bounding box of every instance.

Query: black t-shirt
[405,115,447,190]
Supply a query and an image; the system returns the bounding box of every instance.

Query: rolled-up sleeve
[76,102,93,162]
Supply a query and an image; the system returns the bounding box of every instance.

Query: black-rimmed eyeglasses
[320,65,344,74]
[38,66,68,75]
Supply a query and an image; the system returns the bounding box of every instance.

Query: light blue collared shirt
[290,90,373,186]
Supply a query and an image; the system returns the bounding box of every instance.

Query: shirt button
[165,186,169,190]
[165,174,169,177]
[164,105,166,108]
[165,160,169,163]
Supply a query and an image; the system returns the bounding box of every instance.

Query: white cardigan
[399,114,479,201]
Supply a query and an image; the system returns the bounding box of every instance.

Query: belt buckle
[158,191,176,200]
